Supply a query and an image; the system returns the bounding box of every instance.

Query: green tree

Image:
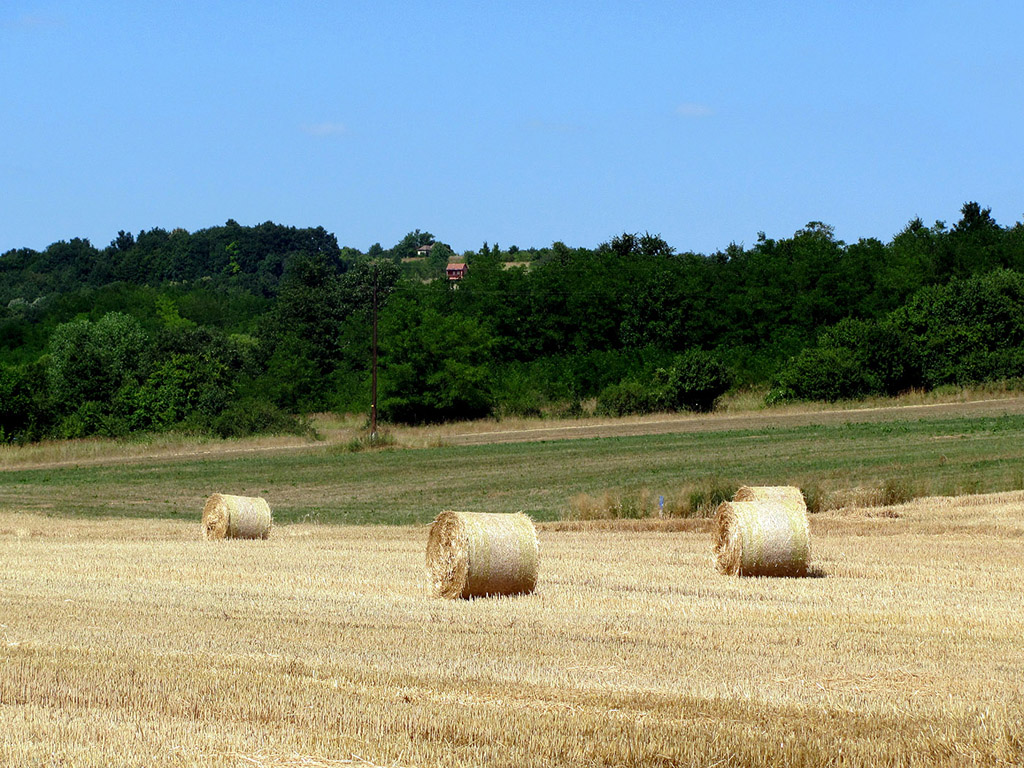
[340,258,401,315]
[268,252,347,370]
[946,201,1004,278]
[890,269,1024,386]
[47,312,149,407]
[428,242,456,277]
[120,325,254,430]
[0,363,41,441]
[389,230,435,262]
[378,297,495,424]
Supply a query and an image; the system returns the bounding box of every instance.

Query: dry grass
[0,431,324,470]
[568,480,740,520]
[390,391,1024,448]
[721,382,1024,413]
[2,493,1023,766]
[568,488,657,520]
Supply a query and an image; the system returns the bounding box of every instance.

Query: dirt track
[444,396,1024,445]
[5,397,1024,472]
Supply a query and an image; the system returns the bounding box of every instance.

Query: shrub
[595,380,660,417]
[55,401,130,439]
[212,398,311,438]
[685,482,733,516]
[662,478,738,517]
[770,347,872,402]
[491,366,544,419]
[341,430,397,452]
[654,349,733,412]
[818,318,920,395]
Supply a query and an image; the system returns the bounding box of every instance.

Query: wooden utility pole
[370,264,378,441]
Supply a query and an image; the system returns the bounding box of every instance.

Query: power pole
[370,264,378,442]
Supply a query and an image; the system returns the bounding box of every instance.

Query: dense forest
[2,203,1024,443]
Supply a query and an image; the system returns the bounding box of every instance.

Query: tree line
[2,203,1024,442]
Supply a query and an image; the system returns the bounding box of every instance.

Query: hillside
[3,204,1024,444]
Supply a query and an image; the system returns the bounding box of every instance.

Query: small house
[446,262,468,281]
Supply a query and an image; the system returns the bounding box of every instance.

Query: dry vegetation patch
[2,495,1023,766]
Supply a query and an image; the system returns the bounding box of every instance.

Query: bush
[655,349,733,412]
[818,318,920,395]
[770,347,872,402]
[212,398,311,438]
[54,401,130,439]
[568,488,656,520]
[340,429,397,452]
[491,366,544,419]
[595,380,660,417]
[685,482,734,516]
[596,351,733,416]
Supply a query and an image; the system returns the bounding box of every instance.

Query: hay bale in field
[426,511,539,599]
[713,500,810,577]
[202,493,272,540]
[733,485,807,512]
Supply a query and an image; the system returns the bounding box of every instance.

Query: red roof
[446,263,468,281]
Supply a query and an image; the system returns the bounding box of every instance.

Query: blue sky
[2,1,1022,256]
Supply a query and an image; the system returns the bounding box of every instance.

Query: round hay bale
[734,485,807,512]
[426,511,539,599]
[713,500,810,577]
[202,493,272,540]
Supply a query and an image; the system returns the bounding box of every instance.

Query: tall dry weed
[568,481,736,520]
[568,488,656,520]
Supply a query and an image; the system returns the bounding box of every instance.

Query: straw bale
[202,493,272,540]
[733,485,807,512]
[713,500,810,577]
[426,511,539,598]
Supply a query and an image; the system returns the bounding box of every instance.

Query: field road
[5,396,1024,473]
[444,396,1024,445]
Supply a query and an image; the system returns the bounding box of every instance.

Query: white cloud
[302,122,347,137]
[676,102,714,118]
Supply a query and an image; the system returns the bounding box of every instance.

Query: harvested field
[2,492,1023,766]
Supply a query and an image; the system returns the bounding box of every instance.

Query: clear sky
[2,1,1022,256]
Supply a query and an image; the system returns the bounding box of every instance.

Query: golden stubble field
[1,493,1022,767]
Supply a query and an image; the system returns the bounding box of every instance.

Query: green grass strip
[3,413,1024,525]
